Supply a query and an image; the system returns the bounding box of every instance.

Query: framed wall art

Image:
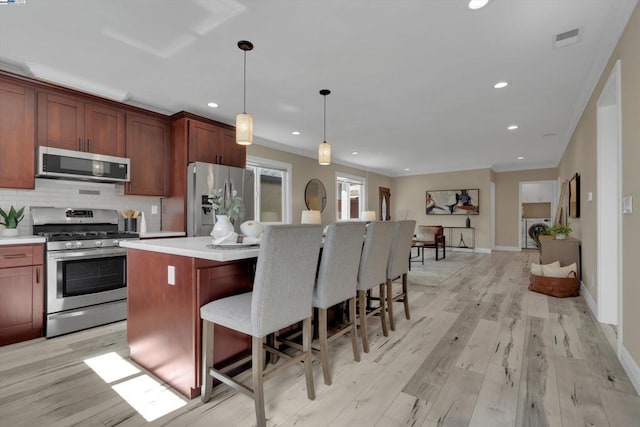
[426,189,479,215]
[569,173,580,218]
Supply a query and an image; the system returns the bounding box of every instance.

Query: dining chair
[200,224,323,427]
[357,221,395,353]
[386,220,416,331]
[312,221,365,385]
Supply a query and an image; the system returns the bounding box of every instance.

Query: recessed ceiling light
[207,102,219,108]
[494,81,508,89]
[351,151,359,155]
[291,131,300,135]
[508,124,519,130]
[468,0,489,10]
[404,168,410,171]
[517,156,524,160]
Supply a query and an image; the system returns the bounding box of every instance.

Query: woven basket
[529,272,579,298]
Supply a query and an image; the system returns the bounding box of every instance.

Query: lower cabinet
[0,244,44,346]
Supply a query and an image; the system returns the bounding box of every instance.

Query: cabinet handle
[3,254,26,259]
[79,137,83,151]
[36,267,40,284]
[87,139,91,152]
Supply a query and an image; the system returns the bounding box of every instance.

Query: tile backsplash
[0,179,162,235]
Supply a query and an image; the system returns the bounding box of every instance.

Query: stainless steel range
[31,207,139,337]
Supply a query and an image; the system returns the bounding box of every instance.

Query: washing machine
[525,218,551,248]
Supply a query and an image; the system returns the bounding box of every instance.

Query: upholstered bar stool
[200,224,323,427]
[312,221,365,385]
[357,221,395,353]
[386,220,416,331]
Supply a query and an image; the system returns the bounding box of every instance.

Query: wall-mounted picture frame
[426,189,479,215]
[569,173,580,218]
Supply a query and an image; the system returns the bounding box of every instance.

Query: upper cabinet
[174,113,245,168]
[37,91,125,157]
[125,113,171,197]
[188,120,222,165]
[220,127,246,169]
[522,181,555,203]
[0,78,36,189]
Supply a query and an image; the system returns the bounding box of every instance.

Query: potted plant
[549,223,572,240]
[0,206,25,237]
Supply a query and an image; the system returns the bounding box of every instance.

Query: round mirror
[305,179,327,212]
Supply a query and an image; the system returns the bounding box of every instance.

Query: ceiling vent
[554,28,581,48]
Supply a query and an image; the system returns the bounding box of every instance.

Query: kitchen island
[121,237,258,399]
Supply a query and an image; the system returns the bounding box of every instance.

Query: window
[247,157,292,224]
[336,173,366,221]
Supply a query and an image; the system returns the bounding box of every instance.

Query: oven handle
[47,247,128,261]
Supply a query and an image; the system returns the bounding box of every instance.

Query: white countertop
[0,235,46,246]
[139,231,186,239]
[120,236,260,262]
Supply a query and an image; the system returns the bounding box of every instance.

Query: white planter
[555,233,566,240]
[1,228,19,237]
[211,215,235,239]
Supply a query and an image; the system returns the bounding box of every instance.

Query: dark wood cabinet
[164,113,246,232]
[188,120,222,164]
[127,248,254,398]
[125,113,171,196]
[37,91,125,157]
[183,115,244,168]
[220,127,246,169]
[0,244,44,346]
[0,79,36,189]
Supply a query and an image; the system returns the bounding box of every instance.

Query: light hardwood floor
[1,251,639,426]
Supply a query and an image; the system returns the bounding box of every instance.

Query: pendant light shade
[318,89,331,166]
[236,113,253,146]
[236,40,254,146]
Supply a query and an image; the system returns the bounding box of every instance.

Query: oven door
[46,247,128,314]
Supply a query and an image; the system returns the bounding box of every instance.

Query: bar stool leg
[318,308,331,385]
[358,290,370,353]
[349,297,360,362]
[379,283,389,337]
[302,317,316,400]
[386,278,396,331]
[252,336,266,427]
[201,320,214,403]
[402,273,410,319]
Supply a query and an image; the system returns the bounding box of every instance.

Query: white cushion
[542,263,578,278]
[531,261,559,276]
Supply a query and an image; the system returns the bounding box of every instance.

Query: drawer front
[0,245,35,268]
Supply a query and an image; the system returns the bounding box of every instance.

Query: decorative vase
[240,220,263,238]
[211,215,234,239]
[555,233,566,240]
[465,216,471,228]
[1,228,19,237]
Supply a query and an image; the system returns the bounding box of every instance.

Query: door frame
[596,60,623,344]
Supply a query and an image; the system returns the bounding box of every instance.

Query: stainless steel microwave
[37,146,130,183]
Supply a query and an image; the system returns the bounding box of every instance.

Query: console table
[444,227,475,249]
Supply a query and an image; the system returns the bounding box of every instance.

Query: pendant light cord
[323,94,327,142]
[243,50,247,114]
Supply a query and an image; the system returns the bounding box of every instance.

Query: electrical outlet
[168,266,175,285]
[151,205,159,215]
[587,192,593,202]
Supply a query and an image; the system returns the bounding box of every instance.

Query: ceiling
[0,0,637,177]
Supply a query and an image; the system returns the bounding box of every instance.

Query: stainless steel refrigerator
[187,162,255,236]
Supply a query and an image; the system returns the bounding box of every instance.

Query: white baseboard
[581,281,598,317]
[620,345,640,395]
[493,246,521,252]
[475,247,492,254]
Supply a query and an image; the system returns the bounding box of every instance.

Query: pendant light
[318,89,331,165]
[236,40,254,146]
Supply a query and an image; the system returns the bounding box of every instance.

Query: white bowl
[240,220,263,238]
